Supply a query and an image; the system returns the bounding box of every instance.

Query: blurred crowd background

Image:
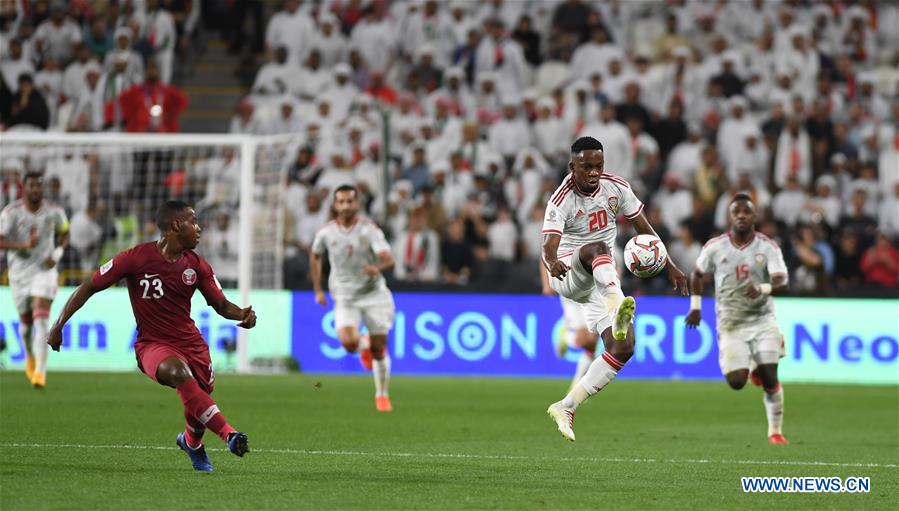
[0,0,897,296]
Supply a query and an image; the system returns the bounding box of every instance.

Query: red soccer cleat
[768,434,789,445]
[359,347,373,371]
[375,396,393,412]
[749,369,763,387]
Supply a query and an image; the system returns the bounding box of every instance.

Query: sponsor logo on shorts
[182,268,197,286]
[100,259,113,275]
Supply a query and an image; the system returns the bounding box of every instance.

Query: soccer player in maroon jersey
[46,201,257,472]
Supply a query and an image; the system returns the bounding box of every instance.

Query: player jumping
[0,172,69,388]
[311,185,397,412]
[540,262,600,391]
[544,137,688,442]
[46,200,257,472]
[686,193,790,445]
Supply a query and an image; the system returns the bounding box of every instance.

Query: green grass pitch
[1,372,896,510]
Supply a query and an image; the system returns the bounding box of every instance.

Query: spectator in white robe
[532,96,571,164]
[487,207,518,262]
[771,174,809,228]
[727,125,770,187]
[667,122,705,183]
[801,175,842,228]
[582,102,632,180]
[505,147,548,225]
[291,49,331,101]
[570,24,618,81]
[426,66,474,117]
[33,5,82,64]
[350,7,396,73]
[310,13,348,68]
[103,27,144,85]
[0,37,34,92]
[266,97,304,135]
[475,17,529,97]
[319,63,359,123]
[652,173,693,236]
[488,97,531,163]
[228,99,264,135]
[252,46,297,95]
[265,0,314,66]
[142,0,177,84]
[62,44,96,101]
[563,80,599,139]
[773,115,812,189]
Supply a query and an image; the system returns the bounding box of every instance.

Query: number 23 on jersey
[139,276,164,299]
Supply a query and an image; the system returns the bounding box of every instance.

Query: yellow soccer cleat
[612,296,636,341]
[30,372,46,389]
[25,355,35,382]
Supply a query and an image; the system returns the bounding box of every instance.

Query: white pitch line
[2,443,897,469]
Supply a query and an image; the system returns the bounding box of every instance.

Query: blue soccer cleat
[176,432,213,473]
[227,432,250,457]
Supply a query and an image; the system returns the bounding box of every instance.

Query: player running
[686,193,790,445]
[544,137,688,442]
[540,262,600,391]
[47,200,257,472]
[0,172,69,388]
[311,185,397,412]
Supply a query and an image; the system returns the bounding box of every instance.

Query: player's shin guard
[184,408,206,449]
[561,352,625,410]
[763,384,784,436]
[31,310,50,381]
[176,379,237,443]
[591,255,624,310]
[372,353,391,397]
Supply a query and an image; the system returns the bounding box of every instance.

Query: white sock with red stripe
[571,350,594,387]
[373,355,390,397]
[591,255,624,310]
[764,384,784,436]
[31,311,50,377]
[560,352,625,410]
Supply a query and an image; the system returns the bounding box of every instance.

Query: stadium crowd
[1,0,898,296]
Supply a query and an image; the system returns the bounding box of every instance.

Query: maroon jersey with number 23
[92,242,226,348]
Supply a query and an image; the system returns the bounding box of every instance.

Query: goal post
[0,131,296,372]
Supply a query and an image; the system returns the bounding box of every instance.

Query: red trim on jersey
[552,182,574,205]
[550,177,572,202]
[315,220,338,234]
[599,174,631,188]
[556,250,574,258]
[601,352,625,371]
[542,229,562,235]
[624,203,644,219]
[769,272,788,278]
[728,232,755,250]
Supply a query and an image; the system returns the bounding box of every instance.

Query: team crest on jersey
[182,268,197,285]
[755,253,766,265]
[607,196,619,214]
[549,209,557,221]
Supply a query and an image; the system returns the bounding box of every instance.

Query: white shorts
[717,321,785,375]
[334,288,396,336]
[10,268,59,316]
[549,248,611,335]
[560,296,589,347]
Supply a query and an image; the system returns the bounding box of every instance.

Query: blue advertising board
[292,292,899,384]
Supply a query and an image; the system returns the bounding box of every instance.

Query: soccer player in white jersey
[544,137,688,441]
[0,172,69,388]
[540,261,600,391]
[311,185,397,412]
[686,193,790,445]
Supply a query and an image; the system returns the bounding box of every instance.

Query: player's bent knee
[156,358,193,387]
[725,371,748,390]
[342,342,359,353]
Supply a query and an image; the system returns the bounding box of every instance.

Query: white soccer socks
[764,384,785,436]
[591,254,625,311]
[373,355,391,397]
[561,352,626,410]
[31,312,50,379]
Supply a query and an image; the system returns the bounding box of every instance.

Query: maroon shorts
[135,341,215,394]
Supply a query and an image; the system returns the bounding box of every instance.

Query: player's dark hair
[571,137,604,154]
[333,184,358,197]
[730,192,753,205]
[23,172,43,183]
[156,200,192,231]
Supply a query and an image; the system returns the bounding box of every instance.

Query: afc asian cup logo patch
[607,196,619,214]
[182,268,197,286]
[755,253,766,265]
[100,259,113,275]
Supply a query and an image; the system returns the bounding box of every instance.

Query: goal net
[0,132,295,371]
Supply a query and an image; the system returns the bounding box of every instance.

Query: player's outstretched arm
[685,269,706,328]
[0,230,39,250]
[627,211,689,295]
[210,297,257,329]
[47,280,100,351]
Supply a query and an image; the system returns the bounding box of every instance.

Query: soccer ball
[624,234,668,278]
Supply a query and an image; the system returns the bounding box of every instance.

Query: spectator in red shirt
[860,232,899,288]
[118,59,187,133]
[366,70,397,105]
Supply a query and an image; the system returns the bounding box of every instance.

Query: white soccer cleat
[546,402,576,442]
[612,296,636,341]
